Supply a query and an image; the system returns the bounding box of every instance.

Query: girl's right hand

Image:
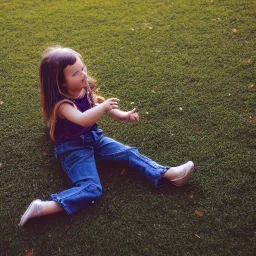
[102,98,120,111]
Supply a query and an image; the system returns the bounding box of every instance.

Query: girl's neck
[65,88,86,99]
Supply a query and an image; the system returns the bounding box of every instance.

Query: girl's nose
[81,70,87,79]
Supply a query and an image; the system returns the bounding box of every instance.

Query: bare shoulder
[58,101,77,119]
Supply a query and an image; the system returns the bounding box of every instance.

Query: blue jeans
[51,129,168,214]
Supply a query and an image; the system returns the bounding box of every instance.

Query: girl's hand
[102,98,120,111]
[125,108,140,122]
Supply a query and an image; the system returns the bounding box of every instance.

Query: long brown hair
[39,46,103,123]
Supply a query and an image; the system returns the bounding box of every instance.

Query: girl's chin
[82,81,89,87]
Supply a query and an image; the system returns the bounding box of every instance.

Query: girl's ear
[62,83,68,87]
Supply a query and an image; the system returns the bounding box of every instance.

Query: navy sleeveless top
[54,94,97,143]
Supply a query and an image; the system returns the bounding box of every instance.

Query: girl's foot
[163,161,195,186]
[19,199,44,227]
[19,200,64,227]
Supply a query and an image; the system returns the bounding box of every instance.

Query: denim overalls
[51,129,168,214]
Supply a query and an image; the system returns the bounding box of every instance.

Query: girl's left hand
[126,108,139,122]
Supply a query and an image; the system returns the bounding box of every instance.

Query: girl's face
[63,57,88,97]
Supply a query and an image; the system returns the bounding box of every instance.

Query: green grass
[0,0,255,255]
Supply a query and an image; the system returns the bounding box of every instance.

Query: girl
[19,46,195,226]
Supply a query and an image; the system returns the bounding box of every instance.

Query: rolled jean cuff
[50,194,72,215]
[152,167,168,188]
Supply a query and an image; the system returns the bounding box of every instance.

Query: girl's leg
[50,180,102,215]
[20,141,102,226]
[19,179,103,227]
[123,148,194,187]
[95,134,194,188]
[51,146,103,215]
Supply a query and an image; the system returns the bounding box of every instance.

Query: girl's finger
[130,113,139,122]
[110,98,120,102]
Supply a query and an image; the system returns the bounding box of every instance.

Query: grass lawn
[0,0,255,255]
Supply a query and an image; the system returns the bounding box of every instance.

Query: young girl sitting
[19,46,195,226]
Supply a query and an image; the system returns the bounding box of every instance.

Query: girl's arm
[108,108,140,122]
[58,98,120,127]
